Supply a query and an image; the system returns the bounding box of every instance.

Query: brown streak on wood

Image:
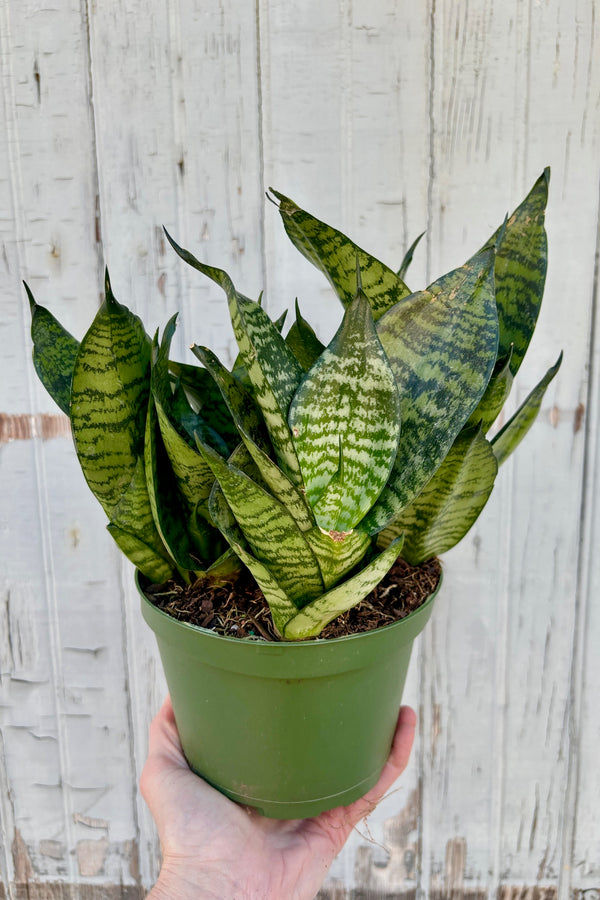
[11,830,34,882]
[445,836,467,897]
[0,413,71,445]
[574,402,585,433]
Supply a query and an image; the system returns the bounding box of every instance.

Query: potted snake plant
[27,170,560,818]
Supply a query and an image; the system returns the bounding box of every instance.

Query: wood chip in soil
[144,557,441,642]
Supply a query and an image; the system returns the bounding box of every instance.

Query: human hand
[140,696,417,900]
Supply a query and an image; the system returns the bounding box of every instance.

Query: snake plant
[28,170,560,640]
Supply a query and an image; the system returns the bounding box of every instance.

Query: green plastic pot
[138,571,440,819]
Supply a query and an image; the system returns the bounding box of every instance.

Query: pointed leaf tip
[23,281,36,312]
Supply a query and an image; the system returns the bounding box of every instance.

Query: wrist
[147,861,234,900]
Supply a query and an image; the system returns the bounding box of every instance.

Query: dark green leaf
[397,231,425,281]
[486,169,550,374]
[285,299,326,371]
[26,283,80,416]
[492,353,563,466]
[362,248,499,534]
[466,349,514,432]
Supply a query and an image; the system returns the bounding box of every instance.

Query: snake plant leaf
[151,322,217,520]
[271,189,411,320]
[361,247,499,535]
[165,229,304,483]
[70,270,151,517]
[108,455,174,562]
[208,482,297,632]
[289,287,401,533]
[107,525,176,583]
[170,379,230,457]
[197,440,324,606]
[283,536,404,640]
[26,283,80,416]
[144,398,206,581]
[492,352,563,466]
[285,299,326,371]
[193,346,314,532]
[486,169,550,375]
[168,360,239,449]
[377,427,498,564]
[466,348,514,432]
[230,543,299,636]
[305,527,371,591]
[397,231,426,281]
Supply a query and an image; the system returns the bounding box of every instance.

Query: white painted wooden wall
[1,1,598,897]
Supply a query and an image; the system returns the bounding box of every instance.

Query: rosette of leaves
[27,169,560,641]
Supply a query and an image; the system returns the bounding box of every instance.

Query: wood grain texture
[1,0,599,897]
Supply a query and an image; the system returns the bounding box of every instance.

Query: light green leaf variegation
[289,288,401,533]
[165,230,304,483]
[283,537,404,640]
[151,320,215,520]
[109,455,174,565]
[193,346,314,532]
[485,169,550,375]
[70,270,151,517]
[26,283,80,416]
[197,440,324,606]
[377,427,498,564]
[492,353,563,466]
[361,248,499,534]
[305,527,371,590]
[107,524,175,583]
[271,189,411,320]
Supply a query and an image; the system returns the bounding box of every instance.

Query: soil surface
[144,556,442,642]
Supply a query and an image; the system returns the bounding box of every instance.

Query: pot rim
[136,565,443,649]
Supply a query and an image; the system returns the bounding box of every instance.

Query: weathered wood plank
[0,0,142,888]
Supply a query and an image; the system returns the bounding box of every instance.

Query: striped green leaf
[271,189,411,320]
[289,288,401,533]
[492,353,563,466]
[26,283,80,416]
[283,536,404,640]
[165,229,304,483]
[70,271,151,517]
[305,527,371,590]
[209,485,297,632]
[109,455,174,562]
[285,299,326,371]
[377,427,498,564]
[151,321,216,520]
[107,525,176,584]
[486,169,550,375]
[197,440,324,607]
[361,248,499,535]
[466,349,514,432]
[397,231,425,281]
[144,399,207,581]
[193,346,314,532]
